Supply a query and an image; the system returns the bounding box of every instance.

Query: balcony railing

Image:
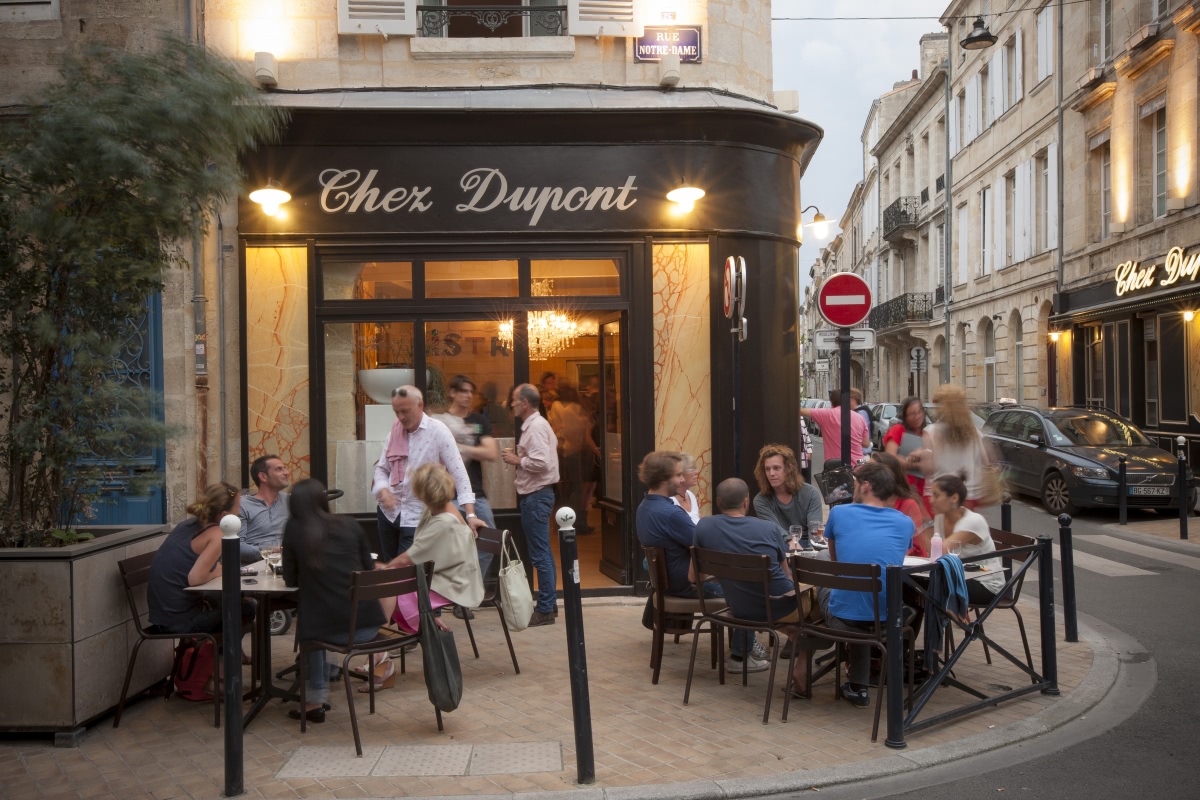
[417,4,566,37]
[935,174,945,193]
[869,292,934,330]
[882,196,920,241]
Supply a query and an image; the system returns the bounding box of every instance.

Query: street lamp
[800,205,833,242]
[942,16,997,384]
[249,178,291,218]
[667,183,705,213]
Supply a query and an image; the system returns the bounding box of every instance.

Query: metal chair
[113,551,223,728]
[684,546,791,725]
[786,555,915,741]
[296,562,434,757]
[456,527,520,674]
[971,529,1036,676]
[643,545,724,684]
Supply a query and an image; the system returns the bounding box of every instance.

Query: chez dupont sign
[239,144,798,237]
[1114,245,1200,297]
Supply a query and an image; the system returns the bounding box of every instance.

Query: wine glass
[260,545,282,574]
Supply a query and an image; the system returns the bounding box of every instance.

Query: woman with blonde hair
[148,482,256,634]
[671,453,702,523]
[358,462,485,691]
[911,384,992,510]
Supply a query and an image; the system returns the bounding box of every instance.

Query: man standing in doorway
[441,374,500,528]
[239,454,291,563]
[502,383,560,627]
[372,385,483,562]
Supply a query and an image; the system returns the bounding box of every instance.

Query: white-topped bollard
[555,506,594,784]
[218,513,244,796]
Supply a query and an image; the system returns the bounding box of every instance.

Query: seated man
[238,454,291,563]
[693,477,799,672]
[815,460,914,707]
[751,443,824,550]
[635,453,765,673]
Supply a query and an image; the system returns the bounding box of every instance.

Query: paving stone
[467,742,562,776]
[276,747,384,779]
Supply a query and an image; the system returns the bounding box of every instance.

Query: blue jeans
[376,507,415,563]
[455,497,496,579]
[518,487,557,614]
[304,624,380,705]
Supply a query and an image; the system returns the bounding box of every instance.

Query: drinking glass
[260,546,282,574]
[945,540,962,557]
[787,525,802,552]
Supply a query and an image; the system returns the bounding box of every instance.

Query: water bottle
[930,530,943,560]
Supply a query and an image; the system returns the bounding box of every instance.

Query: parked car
[867,402,903,450]
[982,406,1195,515]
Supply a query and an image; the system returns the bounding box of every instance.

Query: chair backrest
[790,555,884,630]
[118,551,158,635]
[990,528,1035,601]
[691,546,779,625]
[347,561,435,633]
[642,545,668,595]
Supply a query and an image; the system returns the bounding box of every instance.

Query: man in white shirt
[372,385,483,562]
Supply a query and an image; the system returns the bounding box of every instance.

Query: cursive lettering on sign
[456,167,638,226]
[319,169,433,214]
[1159,246,1200,289]
[1114,260,1157,296]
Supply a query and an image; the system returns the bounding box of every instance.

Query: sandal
[356,657,396,693]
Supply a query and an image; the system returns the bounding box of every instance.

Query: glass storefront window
[531,259,620,296]
[322,261,413,300]
[426,260,519,298]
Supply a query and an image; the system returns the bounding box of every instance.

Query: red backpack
[173,640,215,701]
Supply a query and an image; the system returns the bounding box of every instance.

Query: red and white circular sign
[817,272,872,327]
[723,256,735,318]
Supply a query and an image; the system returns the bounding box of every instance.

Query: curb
[383,606,1148,800]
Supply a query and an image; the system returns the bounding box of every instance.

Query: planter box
[0,524,171,739]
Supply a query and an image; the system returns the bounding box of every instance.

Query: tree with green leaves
[0,37,287,546]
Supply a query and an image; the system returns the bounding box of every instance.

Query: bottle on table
[930,530,943,560]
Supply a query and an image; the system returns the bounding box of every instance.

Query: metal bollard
[1057,514,1078,643]
[883,564,906,750]
[1001,492,1012,532]
[218,515,245,797]
[1036,534,1059,695]
[1118,456,1128,526]
[1177,436,1189,541]
[555,508,595,784]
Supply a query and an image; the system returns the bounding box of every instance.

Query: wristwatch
[466,513,477,520]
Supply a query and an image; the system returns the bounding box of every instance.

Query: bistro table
[187,561,299,728]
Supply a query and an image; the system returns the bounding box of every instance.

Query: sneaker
[452,605,475,620]
[840,682,870,708]
[528,610,557,627]
[750,640,770,660]
[727,655,770,674]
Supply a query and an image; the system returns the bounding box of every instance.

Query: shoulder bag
[972,435,1006,507]
[498,531,535,631]
[416,565,462,713]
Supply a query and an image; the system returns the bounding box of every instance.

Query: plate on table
[903,556,932,567]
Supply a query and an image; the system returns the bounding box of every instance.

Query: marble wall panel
[652,243,712,512]
[245,247,311,481]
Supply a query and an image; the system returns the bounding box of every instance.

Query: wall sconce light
[666,183,705,213]
[801,205,832,241]
[254,51,278,87]
[1186,310,1195,322]
[249,178,291,218]
[1049,330,1061,342]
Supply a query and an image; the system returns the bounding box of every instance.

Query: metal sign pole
[838,327,852,465]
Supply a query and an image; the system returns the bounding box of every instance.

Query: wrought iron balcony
[417,4,566,37]
[882,196,920,242]
[868,292,934,331]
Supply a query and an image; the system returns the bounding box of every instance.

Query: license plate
[1130,486,1170,496]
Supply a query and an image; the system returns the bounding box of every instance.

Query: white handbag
[498,531,534,632]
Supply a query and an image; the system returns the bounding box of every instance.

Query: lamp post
[943,14,998,384]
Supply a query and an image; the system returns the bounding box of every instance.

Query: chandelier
[497,280,580,359]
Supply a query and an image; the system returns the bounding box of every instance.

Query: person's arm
[945,513,986,547]
[824,507,839,561]
[187,527,224,586]
[752,493,786,529]
[883,424,903,455]
[437,425,482,530]
[801,486,824,531]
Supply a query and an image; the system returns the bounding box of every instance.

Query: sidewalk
[0,597,1101,800]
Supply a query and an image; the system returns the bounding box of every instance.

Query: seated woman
[148,482,256,636]
[928,474,1006,604]
[670,452,702,524]
[361,462,485,692]
[872,452,930,556]
[281,478,386,723]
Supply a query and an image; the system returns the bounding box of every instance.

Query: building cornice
[872,65,948,158]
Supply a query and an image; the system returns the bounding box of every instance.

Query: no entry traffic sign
[817,272,872,327]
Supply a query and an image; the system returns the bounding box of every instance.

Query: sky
[771,0,952,292]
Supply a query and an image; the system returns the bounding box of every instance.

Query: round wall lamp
[1185,311,1195,322]
[249,178,291,218]
[1049,330,1061,342]
[666,184,705,213]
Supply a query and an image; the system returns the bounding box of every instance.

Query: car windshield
[1047,412,1152,447]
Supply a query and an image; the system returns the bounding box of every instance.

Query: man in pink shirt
[801,390,870,465]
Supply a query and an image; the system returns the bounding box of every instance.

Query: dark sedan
[982,406,1194,516]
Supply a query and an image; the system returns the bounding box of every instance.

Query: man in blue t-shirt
[819,460,914,707]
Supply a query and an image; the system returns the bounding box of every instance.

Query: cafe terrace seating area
[0,592,1093,799]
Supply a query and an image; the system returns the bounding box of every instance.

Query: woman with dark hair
[148,482,255,635]
[872,452,930,555]
[281,478,385,724]
[884,396,929,508]
[928,473,1005,604]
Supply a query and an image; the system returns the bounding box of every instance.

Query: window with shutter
[994,173,1007,269]
[1036,6,1053,82]
[338,0,417,36]
[0,0,57,22]
[568,0,642,37]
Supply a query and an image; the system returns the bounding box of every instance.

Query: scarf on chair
[386,417,413,486]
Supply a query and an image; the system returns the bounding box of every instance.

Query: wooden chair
[684,547,790,725]
[457,527,520,674]
[786,556,914,741]
[296,562,435,757]
[643,545,724,684]
[113,551,224,728]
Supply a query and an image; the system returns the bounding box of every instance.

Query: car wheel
[270,609,292,636]
[1041,472,1077,517]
